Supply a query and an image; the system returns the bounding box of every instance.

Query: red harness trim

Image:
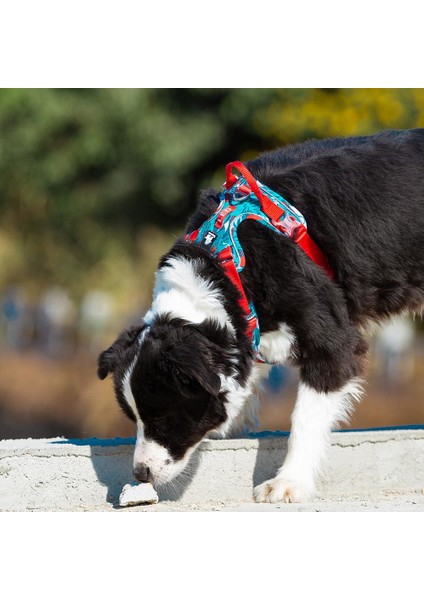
[295,226,334,278]
[225,161,334,279]
[217,247,258,342]
[225,161,284,222]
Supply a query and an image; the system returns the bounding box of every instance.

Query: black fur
[97,323,146,422]
[98,313,236,460]
[98,129,424,460]
[129,316,231,459]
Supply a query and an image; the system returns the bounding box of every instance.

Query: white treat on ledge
[119,482,159,507]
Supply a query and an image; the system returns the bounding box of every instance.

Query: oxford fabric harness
[185,162,334,362]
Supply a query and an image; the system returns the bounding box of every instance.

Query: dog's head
[97,316,237,486]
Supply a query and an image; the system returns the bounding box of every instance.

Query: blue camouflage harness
[185,162,333,362]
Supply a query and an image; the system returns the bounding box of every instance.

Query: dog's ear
[97,346,117,380]
[160,328,222,397]
[97,322,145,380]
[182,356,222,397]
[173,357,222,398]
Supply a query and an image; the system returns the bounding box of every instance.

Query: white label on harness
[204,231,217,245]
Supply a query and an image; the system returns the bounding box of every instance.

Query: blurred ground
[1,325,423,439]
[259,334,424,432]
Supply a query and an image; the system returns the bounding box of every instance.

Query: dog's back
[190,130,424,325]
[243,129,424,324]
[248,128,424,175]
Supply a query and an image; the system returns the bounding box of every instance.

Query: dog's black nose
[133,464,151,483]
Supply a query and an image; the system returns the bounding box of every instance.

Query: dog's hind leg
[253,378,363,503]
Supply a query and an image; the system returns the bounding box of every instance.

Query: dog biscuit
[119,482,159,507]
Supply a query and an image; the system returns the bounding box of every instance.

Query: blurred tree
[253,88,424,143]
[1,88,424,299]
[0,89,279,296]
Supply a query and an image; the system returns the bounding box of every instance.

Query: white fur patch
[134,431,169,469]
[144,256,233,331]
[284,378,363,476]
[217,374,251,436]
[133,427,195,486]
[122,356,142,423]
[254,378,364,503]
[259,323,295,364]
[121,325,150,424]
[215,364,267,436]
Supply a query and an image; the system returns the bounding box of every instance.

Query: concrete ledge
[1,428,424,511]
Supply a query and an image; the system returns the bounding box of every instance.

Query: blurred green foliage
[2,88,424,304]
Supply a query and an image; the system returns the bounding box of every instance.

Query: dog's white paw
[253,476,314,504]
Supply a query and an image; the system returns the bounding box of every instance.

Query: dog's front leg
[254,379,362,503]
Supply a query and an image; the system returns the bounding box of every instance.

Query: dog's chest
[258,323,295,364]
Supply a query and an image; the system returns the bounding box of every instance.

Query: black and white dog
[98,129,424,503]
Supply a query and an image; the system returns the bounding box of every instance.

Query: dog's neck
[144,256,234,332]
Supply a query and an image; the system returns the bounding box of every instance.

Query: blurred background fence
[1,88,424,439]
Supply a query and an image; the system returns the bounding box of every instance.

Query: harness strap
[225,161,284,222]
[217,246,259,346]
[295,226,334,278]
[186,161,335,361]
[225,161,334,279]
[218,249,252,317]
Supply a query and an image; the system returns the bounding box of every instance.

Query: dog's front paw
[253,476,314,504]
